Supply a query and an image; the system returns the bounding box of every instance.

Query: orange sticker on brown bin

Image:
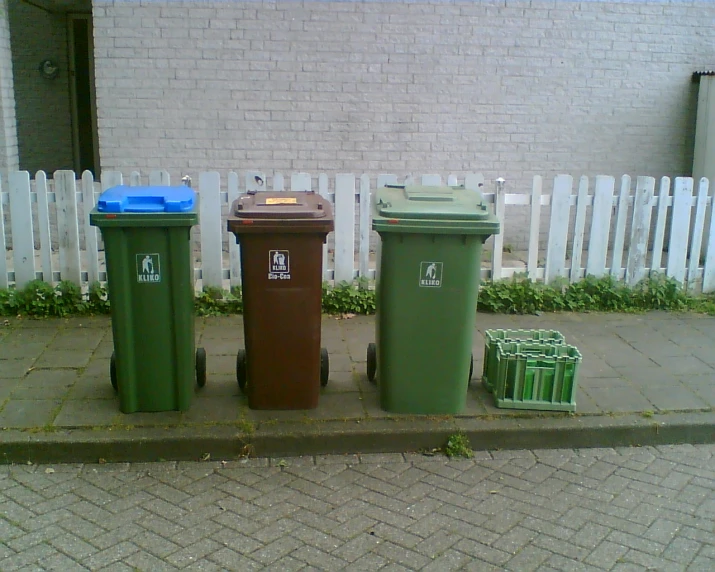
[265,197,298,205]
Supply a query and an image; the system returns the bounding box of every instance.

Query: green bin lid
[372,184,500,235]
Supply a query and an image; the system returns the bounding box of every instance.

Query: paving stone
[0,399,61,428]
[38,551,88,571]
[0,358,36,378]
[661,536,700,565]
[291,544,347,570]
[249,536,303,565]
[685,380,715,407]
[581,386,654,413]
[585,540,630,568]
[124,550,179,571]
[503,545,552,572]
[0,342,50,359]
[165,538,223,568]
[34,350,93,369]
[639,383,711,411]
[130,531,181,559]
[46,331,103,351]
[182,396,242,423]
[80,540,140,570]
[336,551,388,572]
[53,399,121,427]
[649,355,714,375]
[11,369,78,400]
[622,548,685,571]
[371,540,431,569]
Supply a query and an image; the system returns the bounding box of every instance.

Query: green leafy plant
[321,279,376,315]
[194,286,243,316]
[16,280,57,317]
[444,433,474,458]
[86,282,111,314]
[1,272,712,320]
[0,287,19,316]
[477,273,694,315]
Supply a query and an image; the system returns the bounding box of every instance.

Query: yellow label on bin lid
[265,197,298,205]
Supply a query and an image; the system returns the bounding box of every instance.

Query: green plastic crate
[492,341,581,412]
[482,329,565,393]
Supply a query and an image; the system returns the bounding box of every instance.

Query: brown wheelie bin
[227,191,334,409]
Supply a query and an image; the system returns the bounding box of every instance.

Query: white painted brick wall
[92,0,714,249]
[0,0,18,175]
[8,0,73,173]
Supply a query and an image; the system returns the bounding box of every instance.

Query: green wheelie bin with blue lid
[366,184,499,414]
[90,185,206,413]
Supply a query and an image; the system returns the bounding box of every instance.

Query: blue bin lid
[97,185,195,213]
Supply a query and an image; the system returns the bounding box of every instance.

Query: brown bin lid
[234,191,328,219]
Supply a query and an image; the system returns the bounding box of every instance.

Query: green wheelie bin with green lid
[366,184,499,414]
[90,185,206,413]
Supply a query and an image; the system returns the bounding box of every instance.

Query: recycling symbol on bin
[268,250,291,280]
[419,261,442,288]
[136,253,161,283]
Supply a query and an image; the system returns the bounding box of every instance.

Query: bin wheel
[196,347,207,388]
[110,351,118,392]
[468,352,474,384]
[236,349,247,394]
[320,348,329,387]
[367,343,377,384]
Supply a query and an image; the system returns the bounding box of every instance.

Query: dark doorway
[68,14,99,176]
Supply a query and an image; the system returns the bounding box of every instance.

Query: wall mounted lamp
[38,59,59,79]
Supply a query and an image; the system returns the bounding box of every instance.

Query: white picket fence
[0,170,713,293]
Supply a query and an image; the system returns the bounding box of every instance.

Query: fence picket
[377,174,397,188]
[464,173,485,192]
[703,179,715,292]
[9,172,35,288]
[0,169,711,293]
[274,173,285,191]
[625,176,655,286]
[667,177,693,284]
[650,177,671,273]
[491,181,505,282]
[245,171,266,193]
[130,171,141,186]
[586,175,614,278]
[35,171,53,283]
[610,175,631,279]
[687,178,709,289]
[54,170,82,285]
[198,172,223,289]
[527,176,542,280]
[421,174,441,186]
[359,174,371,279]
[334,174,356,283]
[0,177,6,288]
[544,175,573,283]
[291,172,312,192]
[227,171,241,288]
[569,176,589,282]
[318,173,330,280]
[148,170,171,186]
[101,171,123,191]
[82,171,100,284]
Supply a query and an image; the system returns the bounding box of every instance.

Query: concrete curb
[2,411,714,464]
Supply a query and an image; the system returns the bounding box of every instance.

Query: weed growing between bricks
[0,274,712,319]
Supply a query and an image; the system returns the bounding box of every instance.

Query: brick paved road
[1,445,713,571]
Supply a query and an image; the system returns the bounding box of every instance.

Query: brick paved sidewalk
[0,311,713,463]
[1,445,713,571]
